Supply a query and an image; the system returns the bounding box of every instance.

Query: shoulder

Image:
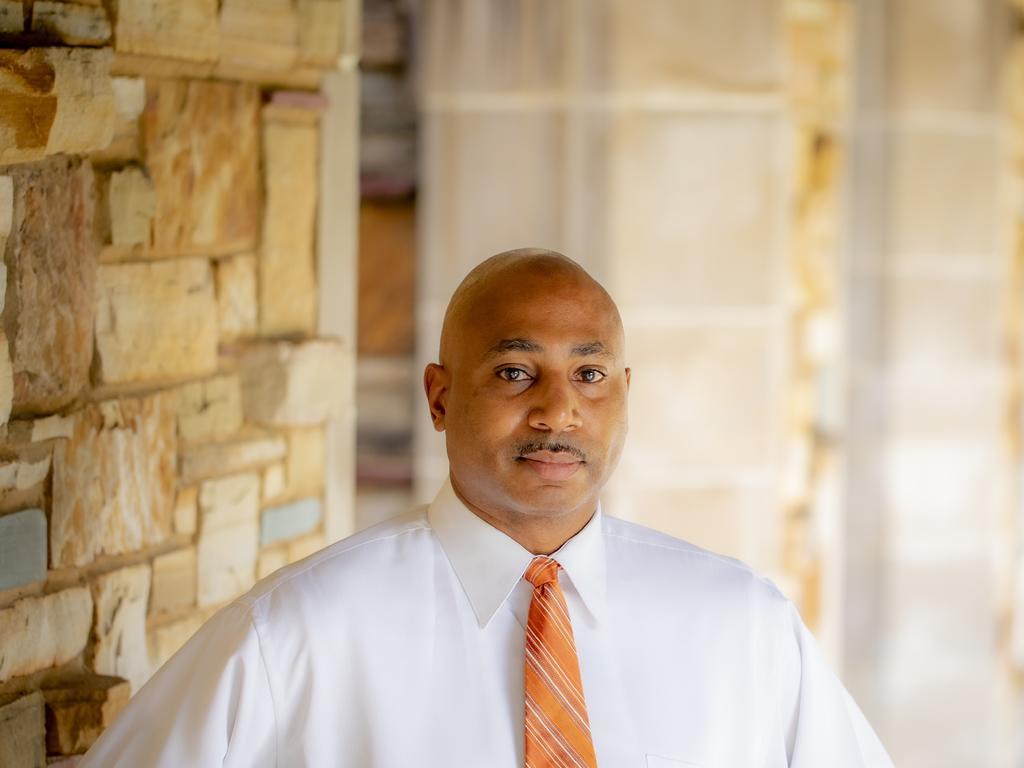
[237,506,434,616]
[602,514,790,611]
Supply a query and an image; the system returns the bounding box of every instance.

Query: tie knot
[525,556,561,588]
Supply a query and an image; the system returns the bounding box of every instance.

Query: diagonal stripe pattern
[523,556,598,768]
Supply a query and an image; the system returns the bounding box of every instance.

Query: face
[424,269,630,521]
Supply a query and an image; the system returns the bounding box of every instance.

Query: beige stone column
[845,0,1015,764]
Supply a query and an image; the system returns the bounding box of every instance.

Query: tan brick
[287,530,324,563]
[220,0,299,73]
[239,341,346,427]
[31,2,112,45]
[257,546,287,579]
[297,0,344,68]
[197,474,259,606]
[51,394,176,568]
[0,1,23,35]
[147,611,206,670]
[150,546,197,616]
[176,374,243,444]
[143,80,260,256]
[108,166,155,246]
[91,564,152,694]
[94,259,218,385]
[262,462,286,502]
[0,692,44,767]
[5,156,97,416]
[180,429,287,484]
[0,588,92,683]
[173,486,198,536]
[286,425,325,497]
[0,48,115,164]
[112,0,219,63]
[214,254,258,342]
[260,118,318,335]
[42,675,130,756]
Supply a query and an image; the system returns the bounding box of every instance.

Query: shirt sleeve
[779,600,894,767]
[79,602,277,768]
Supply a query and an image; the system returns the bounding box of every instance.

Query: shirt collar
[427,478,608,629]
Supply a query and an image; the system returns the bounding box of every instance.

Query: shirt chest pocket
[645,755,702,768]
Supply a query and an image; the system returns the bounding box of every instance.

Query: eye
[497,367,532,383]
[577,368,606,383]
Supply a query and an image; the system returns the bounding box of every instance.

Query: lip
[518,451,583,481]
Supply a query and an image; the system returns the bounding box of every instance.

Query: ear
[624,367,631,390]
[423,363,450,432]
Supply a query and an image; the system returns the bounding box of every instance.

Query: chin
[506,483,592,517]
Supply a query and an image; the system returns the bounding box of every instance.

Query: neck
[450,476,597,555]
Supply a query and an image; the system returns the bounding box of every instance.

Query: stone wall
[0,1,358,764]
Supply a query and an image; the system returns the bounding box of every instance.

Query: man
[83,249,893,766]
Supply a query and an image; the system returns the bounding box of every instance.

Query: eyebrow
[483,338,613,360]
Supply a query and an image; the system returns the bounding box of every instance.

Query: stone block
[107,166,155,246]
[112,0,219,63]
[238,340,347,426]
[176,374,243,444]
[0,47,114,164]
[31,2,112,45]
[0,452,51,494]
[142,79,260,256]
[887,0,1000,113]
[147,611,205,670]
[93,76,145,164]
[94,258,218,385]
[199,473,260,531]
[173,486,198,536]
[4,156,97,416]
[10,413,75,442]
[286,530,324,563]
[214,254,258,342]
[91,564,152,694]
[0,692,45,768]
[888,129,998,258]
[260,118,318,335]
[421,0,565,93]
[42,675,130,757]
[51,394,176,568]
[285,426,325,497]
[197,473,259,606]
[419,110,567,306]
[884,275,1001,373]
[150,546,197,616]
[0,1,23,35]
[260,497,322,546]
[297,0,344,67]
[0,332,12,425]
[606,0,781,91]
[257,546,287,579]
[220,0,299,73]
[0,587,92,683]
[623,324,780,474]
[180,429,287,484]
[262,462,285,502]
[197,522,257,607]
[608,112,782,308]
[0,508,46,591]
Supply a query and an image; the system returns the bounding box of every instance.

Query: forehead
[462,278,621,358]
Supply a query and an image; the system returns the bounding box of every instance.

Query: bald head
[439,248,623,367]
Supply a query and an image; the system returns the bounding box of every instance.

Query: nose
[527,377,582,433]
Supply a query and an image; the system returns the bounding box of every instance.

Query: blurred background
[357,1,1024,766]
[0,0,1018,766]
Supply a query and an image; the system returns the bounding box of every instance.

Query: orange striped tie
[523,556,598,768]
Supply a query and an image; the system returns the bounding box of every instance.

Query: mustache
[513,440,587,462]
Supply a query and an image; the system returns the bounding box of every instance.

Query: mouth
[516,450,584,481]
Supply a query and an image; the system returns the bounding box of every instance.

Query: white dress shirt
[82,480,893,767]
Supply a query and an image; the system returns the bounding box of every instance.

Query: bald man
[83,250,893,767]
